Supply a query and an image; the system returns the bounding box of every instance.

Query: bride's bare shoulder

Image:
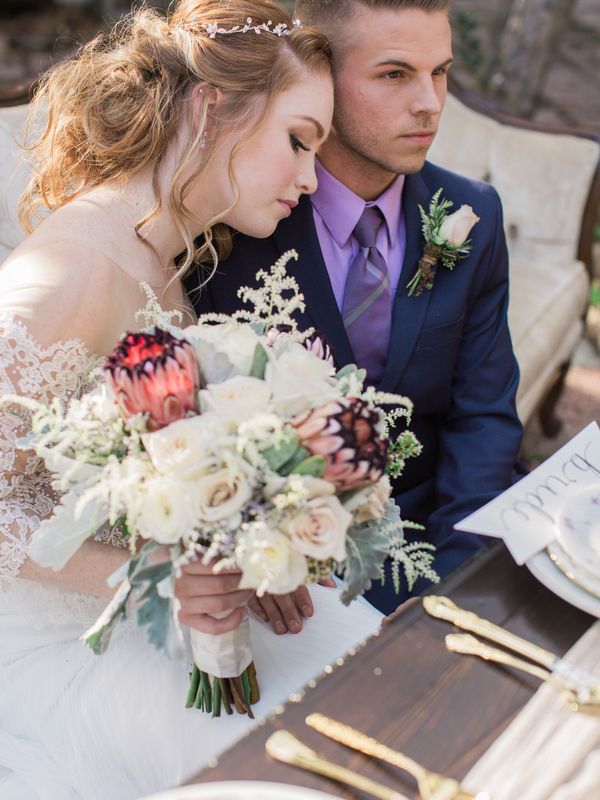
[0,235,126,351]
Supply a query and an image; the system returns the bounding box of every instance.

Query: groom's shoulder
[420,161,502,218]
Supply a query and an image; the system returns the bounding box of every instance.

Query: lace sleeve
[0,312,104,583]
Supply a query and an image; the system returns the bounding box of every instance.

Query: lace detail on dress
[0,312,104,583]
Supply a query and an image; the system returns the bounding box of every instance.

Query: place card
[454,422,600,564]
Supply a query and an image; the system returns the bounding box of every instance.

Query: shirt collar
[312,159,406,249]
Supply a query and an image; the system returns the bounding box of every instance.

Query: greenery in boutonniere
[407,188,480,297]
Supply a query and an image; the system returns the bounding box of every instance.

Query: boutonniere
[406,189,480,297]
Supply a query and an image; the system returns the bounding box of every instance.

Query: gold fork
[306,713,491,800]
[266,729,409,800]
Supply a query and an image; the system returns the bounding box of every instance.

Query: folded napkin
[462,621,600,800]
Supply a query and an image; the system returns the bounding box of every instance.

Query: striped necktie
[342,205,392,385]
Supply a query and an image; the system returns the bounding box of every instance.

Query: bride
[0,2,383,798]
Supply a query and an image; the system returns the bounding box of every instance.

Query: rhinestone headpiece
[176,16,301,39]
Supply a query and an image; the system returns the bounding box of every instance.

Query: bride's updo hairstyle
[18,0,331,275]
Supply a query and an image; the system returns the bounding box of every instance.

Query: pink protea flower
[105,329,200,431]
[265,326,335,367]
[292,398,387,491]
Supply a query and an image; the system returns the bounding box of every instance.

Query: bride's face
[200,72,334,237]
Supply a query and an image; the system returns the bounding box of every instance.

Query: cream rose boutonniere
[407,189,480,297]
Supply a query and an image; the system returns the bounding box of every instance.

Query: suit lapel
[380,170,434,392]
[273,195,355,367]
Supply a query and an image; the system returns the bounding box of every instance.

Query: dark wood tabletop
[187,543,594,798]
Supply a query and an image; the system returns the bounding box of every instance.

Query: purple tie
[342,206,392,385]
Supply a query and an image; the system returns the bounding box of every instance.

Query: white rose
[192,464,252,523]
[440,205,480,247]
[281,495,351,562]
[344,475,392,524]
[186,322,263,382]
[265,342,339,418]
[236,524,308,595]
[133,475,195,544]
[142,414,226,480]
[200,376,271,422]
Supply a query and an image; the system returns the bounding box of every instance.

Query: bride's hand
[174,559,254,635]
[248,577,336,635]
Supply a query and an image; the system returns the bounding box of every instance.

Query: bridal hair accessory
[175,16,301,38]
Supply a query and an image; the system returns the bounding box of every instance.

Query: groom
[187,0,523,622]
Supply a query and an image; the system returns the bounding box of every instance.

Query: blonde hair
[19,0,331,281]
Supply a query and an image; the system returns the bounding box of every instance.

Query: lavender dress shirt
[311,159,407,310]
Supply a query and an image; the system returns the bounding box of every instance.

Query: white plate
[140,781,341,800]
[527,550,600,618]
[556,486,600,575]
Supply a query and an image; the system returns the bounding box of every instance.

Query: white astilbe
[232,250,308,336]
[388,535,439,594]
[135,282,184,329]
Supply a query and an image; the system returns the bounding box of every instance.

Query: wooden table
[189,543,595,798]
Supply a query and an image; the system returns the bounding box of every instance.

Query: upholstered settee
[428,89,600,431]
[2,89,599,430]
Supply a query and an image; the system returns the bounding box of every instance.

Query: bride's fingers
[247,593,268,623]
[175,571,243,598]
[178,589,253,617]
[291,585,313,618]
[254,592,289,634]
[180,558,242,577]
[178,606,245,635]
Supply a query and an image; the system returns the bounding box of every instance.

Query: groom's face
[320,6,452,198]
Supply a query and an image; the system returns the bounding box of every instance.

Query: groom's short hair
[295,0,451,45]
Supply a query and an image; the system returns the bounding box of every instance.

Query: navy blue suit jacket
[186,161,523,613]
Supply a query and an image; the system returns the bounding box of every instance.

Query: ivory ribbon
[190,611,253,678]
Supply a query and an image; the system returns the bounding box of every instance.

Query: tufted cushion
[510,257,589,421]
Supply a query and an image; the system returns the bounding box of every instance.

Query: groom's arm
[420,188,523,582]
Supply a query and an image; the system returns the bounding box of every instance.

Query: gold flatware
[265,729,409,800]
[446,633,600,715]
[423,595,600,705]
[306,713,491,800]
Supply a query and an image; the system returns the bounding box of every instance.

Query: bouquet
[4,251,438,718]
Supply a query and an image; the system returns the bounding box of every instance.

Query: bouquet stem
[186,617,260,717]
[185,662,260,717]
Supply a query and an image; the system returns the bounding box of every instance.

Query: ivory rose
[186,322,262,382]
[344,475,392,524]
[440,205,480,247]
[237,524,308,595]
[142,414,225,480]
[192,464,252,523]
[265,342,338,417]
[200,376,272,421]
[133,475,196,544]
[282,495,351,562]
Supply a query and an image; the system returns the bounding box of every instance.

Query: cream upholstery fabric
[510,258,589,421]
[429,94,598,423]
[0,104,30,263]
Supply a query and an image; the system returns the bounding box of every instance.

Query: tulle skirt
[0,579,382,800]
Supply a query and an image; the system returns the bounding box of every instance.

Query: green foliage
[248,343,269,379]
[340,522,390,605]
[590,281,600,309]
[452,10,485,86]
[261,427,301,471]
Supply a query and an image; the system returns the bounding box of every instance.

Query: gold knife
[423,596,600,705]
[266,729,409,800]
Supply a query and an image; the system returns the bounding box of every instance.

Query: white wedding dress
[0,290,383,800]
